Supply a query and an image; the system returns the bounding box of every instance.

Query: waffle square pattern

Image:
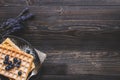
[0,44,34,80]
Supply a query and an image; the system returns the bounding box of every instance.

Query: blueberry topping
[9,64,14,69]
[26,50,30,54]
[18,70,22,76]
[4,55,22,70]
[13,57,18,63]
[5,55,9,61]
[3,60,9,64]
[5,66,10,71]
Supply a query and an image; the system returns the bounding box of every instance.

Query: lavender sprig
[0,8,34,36]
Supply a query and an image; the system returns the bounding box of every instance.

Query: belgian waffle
[2,38,35,72]
[0,45,34,80]
[2,38,20,50]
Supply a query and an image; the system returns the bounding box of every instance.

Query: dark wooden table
[0,0,120,80]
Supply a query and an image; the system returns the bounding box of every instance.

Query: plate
[0,35,41,80]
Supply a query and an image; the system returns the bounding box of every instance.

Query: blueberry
[3,60,8,64]
[5,66,10,71]
[5,55,9,61]
[26,50,30,54]
[18,70,22,76]
[9,64,14,69]
[13,57,18,63]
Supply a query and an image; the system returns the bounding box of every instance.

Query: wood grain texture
[2,0,120,6]
[0,0,120,80]
[35,75,120,80]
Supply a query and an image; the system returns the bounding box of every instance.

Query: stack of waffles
[0,38,35,80]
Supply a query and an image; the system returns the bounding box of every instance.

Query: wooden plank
[1,6,120,30]
[0,0,40,6]
[35,75,120,80]
[38,0,120,6]
[22,31,120,49]
[0,6,120,21]
[2,0,120,6]
[39,51,120,75]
